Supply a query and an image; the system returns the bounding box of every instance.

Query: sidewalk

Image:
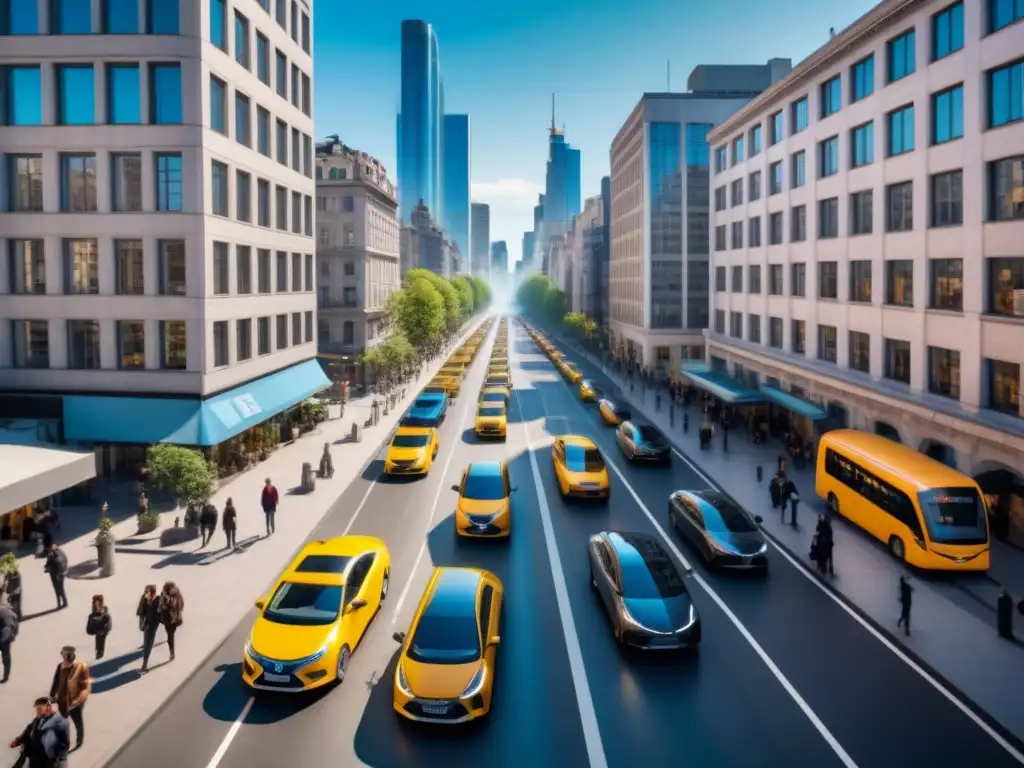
[0,319,486,768]
[559,336,1024,746]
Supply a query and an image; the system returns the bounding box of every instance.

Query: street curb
[99,317,488,768]
[538,324,1024,757]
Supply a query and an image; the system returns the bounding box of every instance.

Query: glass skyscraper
[442,114,471,257]
[543,131,581,234]
[397,20,443,223]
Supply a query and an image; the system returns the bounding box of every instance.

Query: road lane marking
[341,479,378,536]
[512,342,609,768]
[205,695,254,768]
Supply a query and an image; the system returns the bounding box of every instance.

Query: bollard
[997,589,1014,639]
[756,465,763,483]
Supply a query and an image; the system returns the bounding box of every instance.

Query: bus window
[918,488,988,545]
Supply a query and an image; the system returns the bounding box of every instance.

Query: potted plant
[0,552,15,577]
[137,510,161,534]
[95,503,116,577]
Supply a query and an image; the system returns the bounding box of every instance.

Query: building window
[987,359,1020,414]
[147,0,180,34]
[768,162,782,196]
[769,213,783,245]
[209,0,226,49]
[11,320,49,369]
[731,265,743,293]
[291,126,300,170]
[818,197,839,239]
[256,32,270,84]
[769,111,783,145]
[235,92,251,146]
[731,179,743,207]
[989,59,1024,128]
[291,252,301,291]
[851,190,873,235]
[791,97,808,133]
[149,63,182,124]
[258,179,270,226]
[8,240,46,294]
[211,161,229,216]
[60,154,97,212]
[849,331,871,373]
[929,258,963,311]
[209,76,227,133]
[748,314,761,343]
[714,146,726,173]
[115,240,144,295]
[792,151,805,187]
[713,310,725,333]
[791,262,806,297]
[791,205,806,242]
[749,124,763,156]
[276,0,286,27]
[819,261,838,299]
[275,49,287,98]
[117,321,145,369]
[301,11,311,52]
[887,29,916,82]
[52,0,91,33]
[819,136,839,177]
[212,242,229,295]
[258,316,270,355]
[714,186,726,211]
[749,264,762,293]
[850,55,874,102]
[989,0,1024,33]
[768,317,783,348]
[729,312,742,338]
[818,325,837,363]
[304,310,313,342]
[884,338,912,383]
[303,134,313,177]
[304,253,313,291]
[236,245,252,294]
[749,171,761,201]
[257,249,271,293]
[343,321,355,345]
[290,64,299,109]
[768,264,783,295]
[292,312,301,345]
[932,84,963,144]
[886,181,913,232]
[237,318,252,361]
[851,122,874,168]
[888,105,914,156]
[301,73,311,116]
[933,3,963,60]
[714,226,726,251]
[236,170,251,222]
[732,135,744,164]
[792,319,806,354]
[111,153,142,212]
[929,347,960,399]
[820,76,841,118]
[234,11,250,68]
[291,191,302,233]
[304,195,313,236]
[4,67,42,126]
[155,153,183,211]
[57,65,94,125]
[731,222,743,249]
[276,250,287,291]
[849,260,872,302]
[158,240,186,295]
[276,119,288,164]
[257,107,270,155]
[885,260,914,307]
[275,186,287,229]
[213,320,229,367]
[107,64,141,124]
[8,155,43,211]
[749,217,762,248]
[988,257,1024,316]
[276,313,288,349]
[159,321,186,369]
[714,266,726,292]
[931,170,962,227]
[67,320,100,370]
[990,155,1024,221]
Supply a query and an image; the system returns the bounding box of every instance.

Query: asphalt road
[108,319,1023,768]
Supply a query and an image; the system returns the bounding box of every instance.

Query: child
[86,594,112,659]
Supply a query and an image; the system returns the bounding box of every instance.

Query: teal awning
[63,359,330,446]
[760,385,828,420]
[683,370,765,405]
[681,360,711,375]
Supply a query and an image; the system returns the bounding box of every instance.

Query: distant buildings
[521,231,535,271]
[539,103,582,271]
[470,203,491,279]
[401,202,455,278]
[563,177,610,324]
[397,20,444,224]
[443,114,471,256]
[490,241,509,276]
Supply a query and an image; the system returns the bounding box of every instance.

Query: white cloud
[471,178,543,209]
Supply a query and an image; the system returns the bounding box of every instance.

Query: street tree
[146,445,214,509]
[406,268,461,329]
[392,277,446,348]
[450,275,475,316]
[468,275,491,310]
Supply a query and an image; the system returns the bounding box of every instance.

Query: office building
[0,0,323,480]
[401,202,454,278]
[521,231,535,271]
[564,179,611,321]
[397,19,443,222]
[470,202,490,279]
[609,58,790,380]
[442,113,471,256]
[314,138,400,389]
[541,106,582,253]
[706,0,1024,526]
[490,241,509,276]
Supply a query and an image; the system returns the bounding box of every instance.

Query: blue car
[401,393,448,428]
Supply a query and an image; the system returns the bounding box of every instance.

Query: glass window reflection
[649,122,683,330]
[147,0,179,34]
[52,0,91,34]
[7,67,42,125]
[58,65,95,125]
[104,0,138,33]
[107,64,140,124]
[4,0,39,33]
[150,64,182,124]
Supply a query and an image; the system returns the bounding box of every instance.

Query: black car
[588,531,701,651]
[616,422,671,465]
[668,490,768,570]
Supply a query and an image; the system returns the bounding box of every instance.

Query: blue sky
[313,0,878,268]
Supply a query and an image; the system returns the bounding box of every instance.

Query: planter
[96,538,115,577]
[137,518,160,535]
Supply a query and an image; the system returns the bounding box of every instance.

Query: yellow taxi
[560,362,583,384]
[552,436,611,501]
[578,379,601,402]
[474,402,508,440]
[479,386,510,407]
[487,365,510,379]
[392,567,503,723]
[548,349,563,364]
[431,375,460,398]
[384,426,439,476]
[438,365,465,380]
[244,535,391,692]
[598,398,632,426]
[485,371,511,389]
[451,461,516,538]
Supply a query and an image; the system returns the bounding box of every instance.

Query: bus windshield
[918,488,988,545]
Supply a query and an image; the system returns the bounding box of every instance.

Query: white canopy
[0,443,97,513]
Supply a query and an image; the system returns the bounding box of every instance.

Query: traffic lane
[350,399,589,768]
[532,347,1024,768]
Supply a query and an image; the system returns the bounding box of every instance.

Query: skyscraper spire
[550,93,556,135]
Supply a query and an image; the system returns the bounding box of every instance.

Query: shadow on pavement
[361,459,385,482]
[200,662,332,725]
[91,646,166,693]
[505,385,542,425]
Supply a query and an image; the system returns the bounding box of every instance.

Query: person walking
[85,596,112,660]
[897,575,914,636]
[137,490,149,524]
[159,582,184,662]
[9,697,70,768]
[222,498,238,550]
[199,502,218,547]
[0,598,17,683]
[817,515,835,576]
[49,646,89,751]
[43,545,68,610]
[3,561,22,620]
[136,585,161,675]
[261,478,279,536]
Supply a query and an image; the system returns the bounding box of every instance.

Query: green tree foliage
[146,445,214,506]
[516,273,566,323]
[406,268,460,329]
[450,275,475,317]
[360,332,415,373]
[392,277,446,347]
[563,312,586,330]
[467,275,491,310]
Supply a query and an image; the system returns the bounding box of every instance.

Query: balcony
[318,298,361,310]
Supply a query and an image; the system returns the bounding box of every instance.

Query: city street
[108,322,1024,768]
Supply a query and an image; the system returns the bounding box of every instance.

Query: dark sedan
[616,422,671,465]
[668,489,768,570]
[588,531,701,651]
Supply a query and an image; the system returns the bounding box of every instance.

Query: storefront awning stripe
[759,385,829,420]
[683,371,765,405]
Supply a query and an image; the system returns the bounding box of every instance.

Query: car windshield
[462,473,506,500]
[918,487,989,545]
[636,426,665,445]
[423,387,446,395]
[482,392,505,402]
[392,434,430,448]
[695,493,758,533]
[479,407,504,418]
[414,397,440,408]
[564,444,604,472]
[401,416,434,428]
[407,614,481,665]
[263,582,342,626]
[619,547,686,600]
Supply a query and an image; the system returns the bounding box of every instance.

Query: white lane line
[341,479,378,537]
[512,342,609,768]
[206,695,255,768]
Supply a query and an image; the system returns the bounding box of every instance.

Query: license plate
[264,673,290,683]
[422,705,449,715]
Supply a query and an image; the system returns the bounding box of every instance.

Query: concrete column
[188,319,204,372]
[98,237,116,296]
[145,318,161,369]
[99,319,118,369]
[142,235,158,295]
[40,63,56,126]
[139,60,151,124]
[140,150,156,211]
[49,318,68,369]
[37,0,49,33]
[42,149,60,213]
[93,62,107,128]
[90,0,101,32]
[94,149,112,213]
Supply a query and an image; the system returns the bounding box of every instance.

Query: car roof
[600,398,623,408]
[395,426,432,436]
[466,461,503,479]
[681,488,736,511]
[478,401,506,410]
[285,535,382,585]
[562,435,596,449]
[416,392,445,401]
[481,385,509,393]
[607,530,665,563]
[425,567,483,617]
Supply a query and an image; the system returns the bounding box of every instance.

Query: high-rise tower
[397,20,443,223]
[541,95,581,257]
[442,114,471,257]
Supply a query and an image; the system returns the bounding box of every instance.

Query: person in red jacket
[260,479,279,536]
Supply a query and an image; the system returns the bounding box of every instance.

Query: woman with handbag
[136,585,160,675]
[159,582,184,663]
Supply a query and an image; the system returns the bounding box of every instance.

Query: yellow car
[579,379,602,402]
[451,461,516,538]
[431,375,460,397]
[598,398,632,427]
[479,386,510,406]
[384,426,439,476]
[439,365,465,380]
[552,435,611,501]
[561,362,583,384]
[243,535,391,692]
[474,402,507,439]
[392,567,503,723]
[485,372,511,389]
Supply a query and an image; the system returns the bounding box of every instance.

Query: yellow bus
[815,430,990,571]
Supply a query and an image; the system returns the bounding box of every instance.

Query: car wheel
[889,536,905,561]
[380,571,390,601]
[828,493,840,516]
[336,645,351,684]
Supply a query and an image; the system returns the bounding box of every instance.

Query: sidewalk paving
[558,336,1024,746]
[0,320,486,768]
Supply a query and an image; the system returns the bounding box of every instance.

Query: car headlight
[755,542,768,555]
[618,599,649,631]
[244,640,254,658]
[396,661,414,697]
[676,605,697,633]
[460,665,486,699]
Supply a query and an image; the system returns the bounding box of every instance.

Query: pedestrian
[223,497,238,550]
[48,646,89,751]
[137,490,149,524]
[261,478,279,536]
[0,598,17,682]
[43,545,68,610]
[85,596,112,660]
[817,515,835,576]
[3,561,22,620]
[159,582,184,662]
[897,575,913,636]
[136,584,160,675]
[788,486,800,527]
[9,696,70,768]
[199,501,218,547]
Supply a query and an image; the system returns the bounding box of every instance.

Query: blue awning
[63,359,330,446]
[683,370,765,405]
[759,385,828,420]
[681,360,711,375]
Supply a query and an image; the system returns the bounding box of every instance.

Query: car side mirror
[254,599,265,610]
[451,484,461,492]
[392,631,406,644]
[489,635,501,647]
[348,598,367,611]
[754,515,764,524]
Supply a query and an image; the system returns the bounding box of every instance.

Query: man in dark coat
[9,696,70,767]
[43,545,68,610]
[261,479,279,536]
